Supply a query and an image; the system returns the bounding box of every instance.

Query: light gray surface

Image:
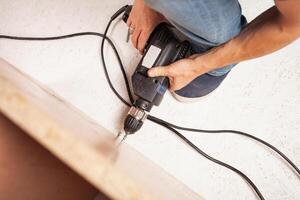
[0,0,299,199]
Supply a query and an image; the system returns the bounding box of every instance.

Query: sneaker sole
[170,88,216,103]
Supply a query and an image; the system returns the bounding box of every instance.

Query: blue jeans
[144,0,247,76]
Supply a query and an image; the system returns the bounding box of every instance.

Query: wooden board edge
[0,57,203,200]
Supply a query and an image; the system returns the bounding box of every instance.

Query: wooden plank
[0,58,202,200]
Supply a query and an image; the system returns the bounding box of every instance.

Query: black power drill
[122,6,192,134]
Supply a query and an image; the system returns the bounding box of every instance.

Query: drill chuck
[124,106,148,134]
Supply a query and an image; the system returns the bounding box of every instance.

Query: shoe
[171,72,229,103]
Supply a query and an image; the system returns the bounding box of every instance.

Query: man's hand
[149,0,300,92]
[127,0,166,53]
[148,56,209,91]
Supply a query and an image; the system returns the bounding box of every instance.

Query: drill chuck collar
[124,106,148,134]
[123,6,192,134]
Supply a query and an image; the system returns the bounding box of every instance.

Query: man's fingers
[169,85,176,92]
[148,67,183,91]
[127,19,132,27]
[148,66,170,77]
[131,29,141,49]
[137,31,150,53]
[169,82,181,92]
[168,78,176,92]
[127,10,134,27]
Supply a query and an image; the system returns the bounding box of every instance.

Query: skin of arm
[148,0,300,91]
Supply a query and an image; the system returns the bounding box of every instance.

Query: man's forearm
[193,6,300,74]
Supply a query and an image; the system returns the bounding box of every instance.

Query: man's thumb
[148,66,169,77]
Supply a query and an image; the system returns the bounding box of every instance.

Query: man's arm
[148,0,300,91]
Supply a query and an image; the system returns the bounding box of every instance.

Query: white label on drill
[142,45,161,68]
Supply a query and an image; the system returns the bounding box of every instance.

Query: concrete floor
[0,0,299,199]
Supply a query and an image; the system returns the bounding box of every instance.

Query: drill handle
[122,5,133,23]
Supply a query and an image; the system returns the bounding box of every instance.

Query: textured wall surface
[0,0,299,199]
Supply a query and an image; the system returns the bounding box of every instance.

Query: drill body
[123,6,192,134]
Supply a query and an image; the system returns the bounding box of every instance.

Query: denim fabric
[144,0,246,76]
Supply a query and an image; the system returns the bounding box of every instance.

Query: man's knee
[212,15,248,44]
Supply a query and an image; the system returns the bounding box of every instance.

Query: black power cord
[100,5,134,106]
[151,117,265,199]
[1,5,299,199]
[149,115,300,176]
[0,31,134,106]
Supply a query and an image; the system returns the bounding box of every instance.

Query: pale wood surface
[0,58,202,200]
[0,112,103,200]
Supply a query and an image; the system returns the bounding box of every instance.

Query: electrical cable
[148,115,300,176]
[0,5,299,199]
[151,117,265,200]
[1,31,134,106]
[100,5,134,106]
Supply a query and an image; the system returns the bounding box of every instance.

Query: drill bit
[108,130,128,164]
[115,130,128,147]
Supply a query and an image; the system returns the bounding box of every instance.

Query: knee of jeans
[212,25,240,44]
[213,30,239,44]
[212,15,248,44]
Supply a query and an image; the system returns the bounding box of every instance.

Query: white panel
[142,45,161,68]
